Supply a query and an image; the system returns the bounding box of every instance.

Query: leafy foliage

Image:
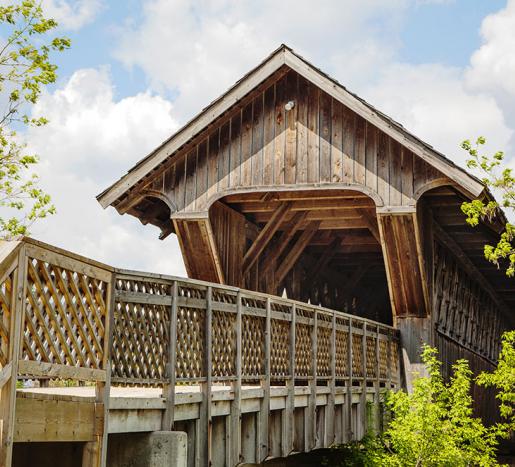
[366,346,503,466]
[0,1,70,238]
[461,137,515,276]
[477,331,515,433]
[326,334,515,466]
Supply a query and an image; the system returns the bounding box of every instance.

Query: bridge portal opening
[211,189,392,326]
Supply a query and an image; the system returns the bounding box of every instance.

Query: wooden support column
[174,219,225,283]
[0,245,26,467]
[377,210,431,388]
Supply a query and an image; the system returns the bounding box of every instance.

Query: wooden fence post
[199,286,213,466]
[347,317,353,442]
[283,303,295,456]
[230,290,242,465]
[162,280,178,431]
[307,310,317,450]
[259,297,271,462]
[0,245,26,467]
[327,311,336,445]
[361,322,367,438]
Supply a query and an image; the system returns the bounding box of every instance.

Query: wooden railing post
[258,297,271,462]
[0,245,26,467]
[327,311,336,445]
[361,322,367,438]
[199,286,213,466]
[346,317,353,442]
[230,290,242,465]
[374,324,380,433]
[283,303,295,456]
[162,280,178,431]
[83,271,115,467]
[307,310,317,450]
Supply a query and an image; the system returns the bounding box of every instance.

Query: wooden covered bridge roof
[97,44,513,325]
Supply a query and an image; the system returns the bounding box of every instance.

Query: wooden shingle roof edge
[97,44,486,209]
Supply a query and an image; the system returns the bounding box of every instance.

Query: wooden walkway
[0,238,400,467]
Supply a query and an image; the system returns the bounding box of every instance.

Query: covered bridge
[98,45,513,416]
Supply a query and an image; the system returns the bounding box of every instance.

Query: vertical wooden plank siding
[331,101,343,183]
[284,71,298,185]
[306,82,320,183]
[319,93,332,183]
[296,76,309,184]
[251,94,264,186]
[263,85,276,185]
[139,70,449,218]
[218,123,231,191]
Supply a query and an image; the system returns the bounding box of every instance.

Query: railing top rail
[16,237,114,273]
[115,267,399,332]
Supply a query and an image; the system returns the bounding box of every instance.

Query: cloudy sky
[8,0,515,275]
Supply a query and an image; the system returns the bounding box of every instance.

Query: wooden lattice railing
[111,270,400,388]
[0,237,400,466]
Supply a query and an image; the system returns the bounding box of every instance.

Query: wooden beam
[242,202,292,275]
[260,211,308,274]
[275,221,321,286]
[433,221,512,324]
[310,237,341,279]
[359,210,380,243]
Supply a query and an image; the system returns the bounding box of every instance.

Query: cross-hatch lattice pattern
[22,258,107,369]
[317,320,332,377]
[176,284,207,380]
[352,333,363,377]
[212,310,236,378]
[366,335,377,379]
[112,277,171,383]
[242,315,264,378]
[271,319,290,378]
[295,323,312,377]
[0,270,14,367]
[335,325,349,378]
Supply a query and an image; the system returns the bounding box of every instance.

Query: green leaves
[0,0,70,238]
[461,137,515,277]
[361,345,508,466]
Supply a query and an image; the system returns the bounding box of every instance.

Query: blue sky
[3,0,515,274]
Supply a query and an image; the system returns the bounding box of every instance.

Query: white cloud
[361,62,513,167]
[27,67,186,275]
[466,0,515,97]
[114,0,407,123]
[41,0,103,30]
